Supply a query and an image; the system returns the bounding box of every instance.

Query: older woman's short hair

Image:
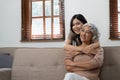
[82,23,100,43]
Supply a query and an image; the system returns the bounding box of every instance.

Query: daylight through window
[21,0,65,41]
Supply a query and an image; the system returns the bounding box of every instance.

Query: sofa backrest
[100,47,120,80]
[1,47,120,80]
[0,47,17,56]
[11,48,67,80]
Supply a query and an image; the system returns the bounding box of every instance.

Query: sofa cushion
[0,53,13,68]
[12,48,67,80]
[100,47,120,80]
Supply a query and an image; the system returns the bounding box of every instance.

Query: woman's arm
[90,41,100,49]
[74,47,104,70]
[64,31,100,54]
[81,41,100,55]
[65,48,104,71]
[64,39,82,51]
[65,60,85,72]
[64,50,81,72]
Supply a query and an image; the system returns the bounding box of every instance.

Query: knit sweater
[65,48,104,80]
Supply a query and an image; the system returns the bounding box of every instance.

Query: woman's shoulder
[69,31,76,36]
[68,31,77,38]
[96,47,104,54]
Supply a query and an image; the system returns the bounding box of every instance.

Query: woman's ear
[92,36,96,42]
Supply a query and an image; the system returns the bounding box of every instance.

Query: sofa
[0,46,120,80]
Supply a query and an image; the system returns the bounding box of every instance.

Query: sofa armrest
[0,68,11,80]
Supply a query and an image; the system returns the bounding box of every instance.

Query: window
[110,0,120,39]
[21,0,65,42]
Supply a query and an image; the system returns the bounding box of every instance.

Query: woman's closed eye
[86,31,92,34]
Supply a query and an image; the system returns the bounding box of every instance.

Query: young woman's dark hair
[70,14,87,33]
[70,14,87,46]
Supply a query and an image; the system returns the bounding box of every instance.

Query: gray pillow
[0,53,13,68]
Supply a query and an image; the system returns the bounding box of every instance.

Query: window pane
[118,13,120,32]
[118,0,120,32]
[118,0,120,11]
[45,1,51,16]
[53,17,60,34]
[54,0,59,15]
[32,1,43,17]
[21,0,65,41]
[32,18,43,39]
[46,18,51,34]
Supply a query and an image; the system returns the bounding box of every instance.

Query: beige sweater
[65,48,104,80]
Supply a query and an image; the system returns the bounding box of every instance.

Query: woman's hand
[65,60,74,66]
[82,46,97,55]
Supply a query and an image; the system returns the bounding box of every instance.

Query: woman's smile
[72,18,84,34]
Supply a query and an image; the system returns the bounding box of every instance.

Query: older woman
[64,23,104,80]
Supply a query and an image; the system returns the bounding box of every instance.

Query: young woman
[64,23,104,80]
[64,14,100,54]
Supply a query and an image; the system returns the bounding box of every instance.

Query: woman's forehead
[83,25,91,30]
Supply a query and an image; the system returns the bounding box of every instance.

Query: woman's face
[72,18,84,34]
[80,25,93,44]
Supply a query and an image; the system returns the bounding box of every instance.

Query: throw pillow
[0,53,13,68]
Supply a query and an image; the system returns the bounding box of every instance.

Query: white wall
[0,0,120,48]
